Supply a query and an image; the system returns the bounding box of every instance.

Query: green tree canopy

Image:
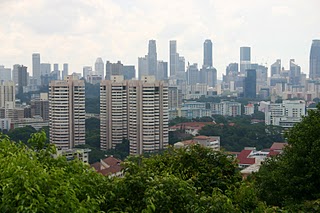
[255,105,320,207]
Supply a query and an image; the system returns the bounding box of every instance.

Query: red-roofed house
[267,142,287,157]
[91,156,123,177]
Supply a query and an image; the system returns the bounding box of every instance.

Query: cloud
[0,0,319,78]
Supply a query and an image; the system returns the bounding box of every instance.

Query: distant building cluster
[0,38,319,162]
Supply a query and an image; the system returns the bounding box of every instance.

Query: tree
[7,126,37,144]
[0,131,109,212]
[255,105,320,207]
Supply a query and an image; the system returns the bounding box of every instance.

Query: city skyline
[0,0,319,78]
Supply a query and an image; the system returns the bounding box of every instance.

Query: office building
[0,66,11,82]
[244,69,256,99]
[186,63,199,85]
[271,59,281,77]
[31,93,49,121]
[62,63,69,80]
[95,57,104,78]
[138,56,148,80]
[18,65,28,95]
[147,40,157,77]
[203,39,213,67]
[240,47,251,73]
[32,53,41,85]
[12,64,20,84]
[0,81,15,108]
[199,67,217,87]
[309,39,320,80]
[170,40,178,77]
[264,100,305,128]
[289,59,301,85]
[105,61,123,80]
[168,86,183,109]
[157,61,168,80]
[40,63,51,77]
[49,74,85,149]
[83,66,93,80]
[211,101,242,117]
[123,65,136,80]
[100,75,169,155]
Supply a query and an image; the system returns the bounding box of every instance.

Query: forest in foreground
[1,106,320,212]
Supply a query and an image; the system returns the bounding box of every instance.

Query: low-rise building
[174,135,220,151]
[91,156,123,177]
[264,100,306,127]
[55,148,91,164]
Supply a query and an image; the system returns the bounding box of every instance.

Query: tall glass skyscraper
[309,39,320,80]
[240,47,251,74]
[148,40,157,76]
[203,39,213,67]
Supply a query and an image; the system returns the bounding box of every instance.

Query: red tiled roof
[102,156,122,167]
[237,150,255,165]
[180,140,196,145]
[91,162,101,171]
[246,103,254,107]
[194,135,209,140]
[267,150,281,157]
[270,142,287,151]
[98,165,123,176]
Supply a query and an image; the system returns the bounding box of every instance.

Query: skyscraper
[0,81,15,108]
[95,57,104,78]
[62,63,69,80]
[12,64,20,84]
[105,61,123,80]
[240,47,251,73]
[147,40,157,76]
[271,59,281,77]
[100,75,168,155]
[49,74,85,149]
[138,56,148,80]
[170,40,178,76]
[0,66,11,81]
[83,66,92,80]
[309,39,320,80]
[17,65,28,95]
[244,69,256,99]
[186,63,199,85]
[157,61,168,80]
[203,39,213,67]
[32,53,40,85]
[289,59,301,85]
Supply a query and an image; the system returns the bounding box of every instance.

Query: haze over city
[1,0,320,78]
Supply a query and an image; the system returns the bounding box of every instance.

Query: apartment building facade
[49,74,85,149]
[100,75,169,155]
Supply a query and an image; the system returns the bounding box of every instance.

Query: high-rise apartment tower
[49,74,85,149]
[100,75,168,155]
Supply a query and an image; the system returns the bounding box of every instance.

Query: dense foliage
[199,116,284,151]
[0,131,274,212]
[254,105,320,209]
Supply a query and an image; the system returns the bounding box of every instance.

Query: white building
[264,100,306,127]
[0,81,15,108]
[211,101,242,117]
[95,58,104,78]
[244,103,255,115]
[49,74,85,149]
[100,75,169,155]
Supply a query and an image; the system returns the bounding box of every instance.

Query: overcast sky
[0,0,319,79]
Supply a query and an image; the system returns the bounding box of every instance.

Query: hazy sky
[0,0,319,79]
